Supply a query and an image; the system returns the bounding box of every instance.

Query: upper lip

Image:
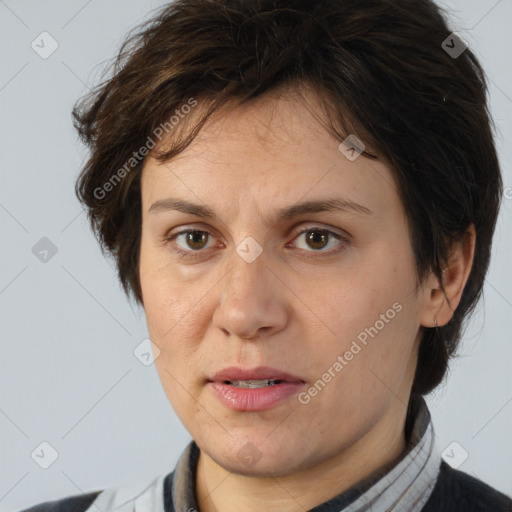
[209,366,305,383]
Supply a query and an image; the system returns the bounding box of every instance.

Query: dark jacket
[18,460,512,512]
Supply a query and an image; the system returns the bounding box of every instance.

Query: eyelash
[163,225,349,261]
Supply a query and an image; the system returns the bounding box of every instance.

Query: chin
[203,436,315,478]
[216,452,303,478]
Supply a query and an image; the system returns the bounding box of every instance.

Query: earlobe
[420,224,476,328]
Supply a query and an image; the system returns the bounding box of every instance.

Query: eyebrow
[148,196,374,223]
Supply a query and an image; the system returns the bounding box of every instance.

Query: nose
[212,245,288,340]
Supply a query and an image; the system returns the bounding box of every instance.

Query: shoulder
[18,491,102,512]
[18,471,171,512]
[422,460,512,511]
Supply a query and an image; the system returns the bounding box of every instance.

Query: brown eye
[166,229,217,259]
[184,231,209,250]
[305,230,329,250]
[290,226,348,258]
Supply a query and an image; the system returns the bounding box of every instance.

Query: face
[139,89,431,477]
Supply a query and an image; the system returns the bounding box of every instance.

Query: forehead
[140,90,401,224]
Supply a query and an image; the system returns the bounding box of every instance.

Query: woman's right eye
[165,229,219,259]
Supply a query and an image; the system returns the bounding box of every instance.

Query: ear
[419,224,476,328]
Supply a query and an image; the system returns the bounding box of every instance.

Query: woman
[21,0,512,510]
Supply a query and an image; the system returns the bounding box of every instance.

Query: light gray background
[1,1,511,510]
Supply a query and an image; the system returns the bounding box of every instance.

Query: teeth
[227,379,281,388]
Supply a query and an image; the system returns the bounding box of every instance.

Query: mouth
[208,365,305,385]
[222,379,286,388]
[207,366,306,411]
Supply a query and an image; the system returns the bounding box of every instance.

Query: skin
[139,87,476,512]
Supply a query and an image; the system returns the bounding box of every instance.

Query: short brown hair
[72,0,503,397]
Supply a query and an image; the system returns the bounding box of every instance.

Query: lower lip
[209,381,305,411]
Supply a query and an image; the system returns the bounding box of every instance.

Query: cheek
[301,247,419,376]
[145,278,207,410]
[291,264,396,345]
[140,263,204,360]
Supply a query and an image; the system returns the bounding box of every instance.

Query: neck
[195,400,408,512]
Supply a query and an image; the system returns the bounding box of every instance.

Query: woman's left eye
[164,226,348,259]
[290,227,347,255]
